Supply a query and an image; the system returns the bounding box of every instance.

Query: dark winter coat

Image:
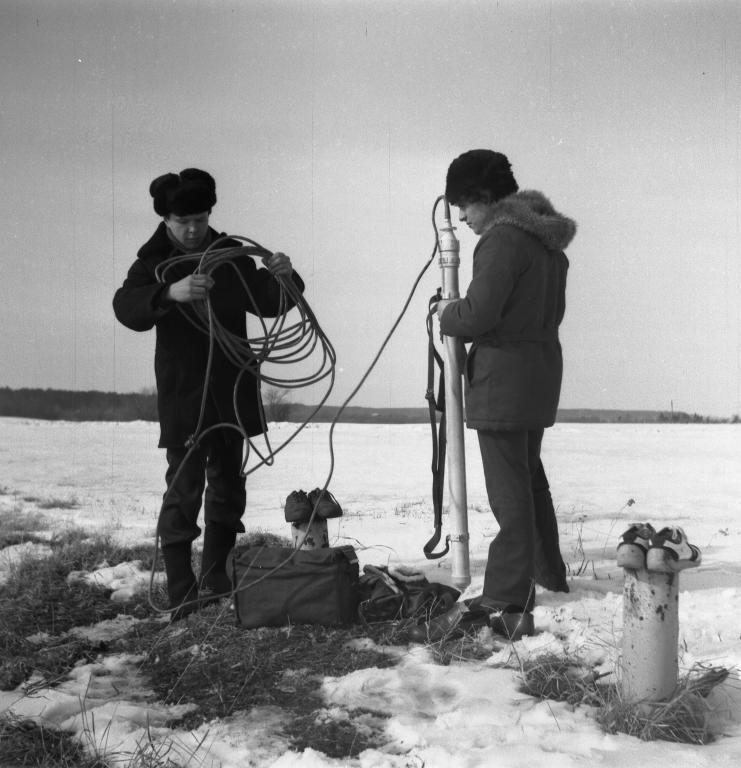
[439,190,576,431]
[113,223,305,448]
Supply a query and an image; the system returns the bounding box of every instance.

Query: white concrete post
[438,199,470,590]
[621,567,679,702]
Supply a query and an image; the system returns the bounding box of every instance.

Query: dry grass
[0,505,51,548]
[0,525,407,763]
[0,514,735,765]
[518,653,607,707]
[598,665,731,744]
[0,532,157,691]
[0,714,107,768]
[123,607,403,758]
[518,653,731,745]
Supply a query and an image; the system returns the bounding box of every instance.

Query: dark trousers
[475,428,567,612]
[158,434,247,547]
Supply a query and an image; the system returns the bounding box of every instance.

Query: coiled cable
[155,235,336,473]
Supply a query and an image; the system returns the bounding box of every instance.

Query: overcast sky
[1,0,739,417]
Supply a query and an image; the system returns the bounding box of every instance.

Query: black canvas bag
[228,545,360,628]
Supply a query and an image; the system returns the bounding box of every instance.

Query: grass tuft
[0,714,107,767]
[519,653,606,706]
[597,665,730,744]
[0,506,51,548]
[518,654,730,745]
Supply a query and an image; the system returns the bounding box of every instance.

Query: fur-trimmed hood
[486,190,576,251]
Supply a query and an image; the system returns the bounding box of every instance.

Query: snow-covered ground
[1,417,741,767]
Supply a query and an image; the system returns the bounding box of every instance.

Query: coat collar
[483,190,577,251]
[137,222,220,264]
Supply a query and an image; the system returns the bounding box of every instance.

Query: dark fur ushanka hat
[149,168,217,217]
[445,150,518,205]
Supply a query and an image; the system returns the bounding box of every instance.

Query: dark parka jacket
[113,223,305,448]
[439,191,576,431]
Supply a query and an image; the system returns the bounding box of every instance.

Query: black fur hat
[149,168,217,217]
[445,150,518,205]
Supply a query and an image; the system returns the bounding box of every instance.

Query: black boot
[161,543,198,621]
[200,525,237,595]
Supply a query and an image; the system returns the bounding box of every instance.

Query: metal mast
[438,199,470,590]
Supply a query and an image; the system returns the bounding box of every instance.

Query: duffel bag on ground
[228,545,360,628]
[357,564,460,623]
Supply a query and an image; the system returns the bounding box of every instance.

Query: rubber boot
[161,543,198,621]
[489,609,535,641]
[200,525,237,595]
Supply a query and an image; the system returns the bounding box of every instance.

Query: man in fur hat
[113,168,304,620]
[410,150,576,642]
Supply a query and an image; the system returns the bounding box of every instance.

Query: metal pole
[438,199,470,590]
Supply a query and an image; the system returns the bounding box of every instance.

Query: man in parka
[410,150,576,642]
[113,168,304,619]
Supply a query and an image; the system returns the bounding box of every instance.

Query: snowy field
[1,417,741,767]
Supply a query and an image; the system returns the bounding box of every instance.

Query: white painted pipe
[291,519,329,550]
[621,567,679,702]
[438,199,470,591]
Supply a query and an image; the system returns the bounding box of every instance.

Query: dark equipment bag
[228,545,360,628]
[357,565,460,623]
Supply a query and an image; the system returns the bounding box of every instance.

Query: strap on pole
[424,291,450,560]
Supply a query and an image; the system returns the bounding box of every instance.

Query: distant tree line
[0,387,158,422]
[656,410,738,424]
[0,388,738,424]
[559,408,737,424]
[0,386,291,423]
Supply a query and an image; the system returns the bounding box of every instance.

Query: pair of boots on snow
[161,524,235,621]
